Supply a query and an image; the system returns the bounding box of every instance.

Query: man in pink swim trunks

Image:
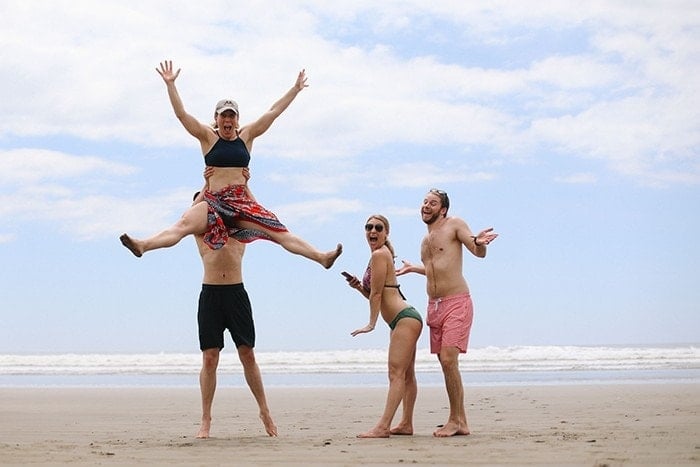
[397,189,498,437]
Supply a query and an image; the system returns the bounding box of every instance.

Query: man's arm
[455,217,498,258]
[396,259,426,276]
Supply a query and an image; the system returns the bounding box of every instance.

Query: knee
[237,346,256,366]
[202,350,219,371]
[404,369,417,385]
[438,351,459,370]
[387,362,406,382]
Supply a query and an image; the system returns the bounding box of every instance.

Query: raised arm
[156,60,212,142]
[243,69,308,141]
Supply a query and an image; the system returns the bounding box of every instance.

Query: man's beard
[422,211,440,225]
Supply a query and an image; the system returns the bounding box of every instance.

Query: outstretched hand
[294,69,309,92]
[351,324,375,337]
[475,227,499,246]
[156,60,180,83]
[395,259,415,276]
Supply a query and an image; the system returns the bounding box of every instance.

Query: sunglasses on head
[364,223,384,233]
[429,188,449,209]
[430,188,447,198]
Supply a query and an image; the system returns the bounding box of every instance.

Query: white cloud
[554,173,597,184]
[0,0,697,239]
[0,186,194,241]
[529,92,700,186]
[272,197,363,224]
[0,233,16,244]
[383,162,496,188]
[0,147,183,240]
[0,149,135,185]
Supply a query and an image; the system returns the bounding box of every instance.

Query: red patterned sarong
[203,184,288,250]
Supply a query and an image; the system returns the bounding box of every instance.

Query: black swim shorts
[197,283,255,351]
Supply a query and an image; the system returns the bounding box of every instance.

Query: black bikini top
[362,266,407,300]
[204,136,250,168]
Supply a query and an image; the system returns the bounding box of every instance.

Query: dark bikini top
[204,135,250,168]
[362,266,407,300]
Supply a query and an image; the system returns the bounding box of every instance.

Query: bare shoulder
[434,216,466,238]
[370,246,392,262]
[445,216,468,228]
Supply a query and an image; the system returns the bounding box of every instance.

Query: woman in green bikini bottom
[342,214,423,438]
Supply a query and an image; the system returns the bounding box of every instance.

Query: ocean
[1,345,698,388]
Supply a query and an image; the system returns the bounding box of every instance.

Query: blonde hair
[366,214,395,258]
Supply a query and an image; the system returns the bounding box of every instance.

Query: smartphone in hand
[341,271,353,280]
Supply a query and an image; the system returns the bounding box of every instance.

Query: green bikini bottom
[388,306,423,330]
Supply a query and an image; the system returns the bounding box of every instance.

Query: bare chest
[421,231,448,261]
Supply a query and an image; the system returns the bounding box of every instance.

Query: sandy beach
[0,383,697,466]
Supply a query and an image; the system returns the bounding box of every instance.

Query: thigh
[180,201,209,235]
[224,287,255,348]
[441,297,473,353]
[388,320,421,369]
[198,288,226,351]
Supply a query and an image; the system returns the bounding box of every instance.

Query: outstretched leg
[236,219,342,269]
[121,202,209,257]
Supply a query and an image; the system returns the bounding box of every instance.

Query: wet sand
[0,384,698,465]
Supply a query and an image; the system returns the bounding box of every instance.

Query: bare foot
[196,418,211,439]
[260,412,278,437]
[357,427,390,438]
[390,423,413,435]
[120,234,143,257]
[433,421,470,437]
[321,243,343,269]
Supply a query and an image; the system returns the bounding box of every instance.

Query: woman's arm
[351,250,387,336]
[157,60,212,142]
[343,272,369,299]
[242,69,308,141]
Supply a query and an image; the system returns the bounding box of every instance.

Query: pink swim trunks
[426,293,473,354]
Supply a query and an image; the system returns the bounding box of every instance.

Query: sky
[1,0,698,354]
